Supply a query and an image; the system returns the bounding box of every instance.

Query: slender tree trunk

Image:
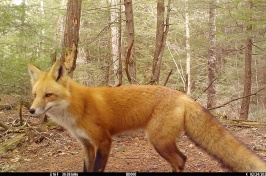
[37,0,45,58]
[61,0,82,77]
[207,0,217,109]
[151,0,171,84]
[51,0,67,67]
[124,0,136,84]
[185,0,191,95]
[54,0,66,56]
[240,0,253,120]
[109,0,120,86]
[118,0,123,85]
[19,0,26,53]
[261,65,266,107]
[106,0,112,86]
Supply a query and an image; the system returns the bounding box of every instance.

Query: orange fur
[28,61,266,172]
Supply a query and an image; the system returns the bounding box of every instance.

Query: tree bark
[207,0,217,109]
[185,0,191,95]
[61,0,82,77]
[109,0,120,86]
[54,0,66,54]
[118,0,123,85]
[124,0,136,84]
[151,0,171,84]
[240,0,253,120]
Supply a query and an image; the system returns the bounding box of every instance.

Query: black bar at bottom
[0,172,263,176]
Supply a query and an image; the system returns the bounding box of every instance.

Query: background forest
[0,0,265,121]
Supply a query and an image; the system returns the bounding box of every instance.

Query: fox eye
[45,93,53,98]
[33,93,36,98]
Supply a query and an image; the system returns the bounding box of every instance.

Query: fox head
[28,61,71,116]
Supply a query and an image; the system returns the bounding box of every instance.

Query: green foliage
[0,0,65,94]
[0,0,265,120]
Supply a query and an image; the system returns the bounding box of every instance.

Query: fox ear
[28,64,42,85]
[49,61,67,82]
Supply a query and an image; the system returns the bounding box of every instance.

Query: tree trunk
[151,0,171,84]
[37,0,45,58]
[240,0,253,120]
[109,0,120,86]
[118,0,123,85]
[124,0,136,84]
[185,0,191,95]
[261,60,266,106]
[207,0,217,109]
[61,0,82,78]
[54,0,66,55]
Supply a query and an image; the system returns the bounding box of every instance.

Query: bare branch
[163,69,173,86]
[208,87,265,110]
[195,77,218,101]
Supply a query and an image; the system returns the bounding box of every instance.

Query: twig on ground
[0,121,9,131]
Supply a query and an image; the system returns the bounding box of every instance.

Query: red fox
[28,61,266,172]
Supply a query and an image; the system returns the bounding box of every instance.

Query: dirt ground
[0,107,266,173]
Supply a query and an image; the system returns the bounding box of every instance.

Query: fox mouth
[29,106,53,116]
[44,106,53,114]
[30,101,68,116]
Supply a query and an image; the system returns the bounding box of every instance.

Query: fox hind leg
[145,115,187,172]
[151,139,187,172]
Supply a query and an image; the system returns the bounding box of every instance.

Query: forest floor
[0,106,266,173]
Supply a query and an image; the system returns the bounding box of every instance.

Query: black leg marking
[83,159,87,172]
[93,150,104,172]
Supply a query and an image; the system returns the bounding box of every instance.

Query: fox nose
[29,108,36,114]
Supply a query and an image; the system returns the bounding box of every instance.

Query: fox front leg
[93,137,112,172]
[81,138,95,172]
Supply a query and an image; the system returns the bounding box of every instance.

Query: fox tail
[184,100,266,172]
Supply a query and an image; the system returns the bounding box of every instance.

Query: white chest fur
[46,106,92,145]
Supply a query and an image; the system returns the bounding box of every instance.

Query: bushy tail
[183,100,266,172]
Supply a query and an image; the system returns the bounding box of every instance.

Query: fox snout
[28,99,46,116]
[29,107,45,115]
[29,108,36,114]
[28,100,60,116]
[29,103,54,116]
[28,106,46,116]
